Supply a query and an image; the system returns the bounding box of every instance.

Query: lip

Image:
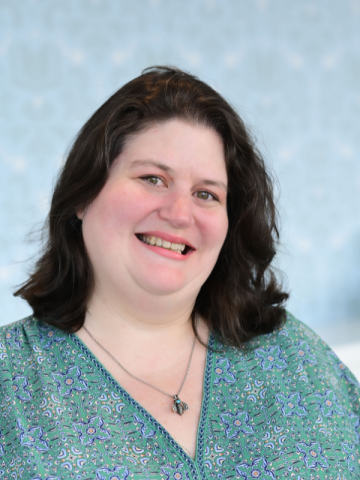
[135,230,196,249]
[136,240,194,261]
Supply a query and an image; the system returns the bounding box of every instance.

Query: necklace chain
[83,316,198,400]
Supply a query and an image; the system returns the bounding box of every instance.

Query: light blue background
[1,0,360,331]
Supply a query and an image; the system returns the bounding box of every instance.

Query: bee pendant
[172,395,188,416]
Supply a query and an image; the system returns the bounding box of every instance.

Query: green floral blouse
[0,312,359,479]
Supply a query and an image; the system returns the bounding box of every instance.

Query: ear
[76,206,88,221]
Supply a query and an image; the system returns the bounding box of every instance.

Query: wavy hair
[15,66,288,345]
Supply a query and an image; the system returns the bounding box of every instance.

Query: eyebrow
[128,159,228,193]
[128,159,174,173]
[201,179,228,193]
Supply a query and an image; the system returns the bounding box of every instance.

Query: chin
[138,277,188,296]
[135,269,203,297]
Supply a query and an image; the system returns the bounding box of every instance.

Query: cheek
[95,184,149,232]
[199,210,228,249]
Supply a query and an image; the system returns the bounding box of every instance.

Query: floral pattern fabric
[0,312,359,479]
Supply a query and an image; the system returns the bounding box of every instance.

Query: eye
[141,175,165,186]
[195,191,217,201]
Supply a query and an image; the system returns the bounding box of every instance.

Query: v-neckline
[69,329,216,474]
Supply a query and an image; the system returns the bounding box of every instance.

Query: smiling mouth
[136,234,193,255]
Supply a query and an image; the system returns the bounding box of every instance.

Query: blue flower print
[297,442,329,469]
[96,466,130,480]
[12,375,32,401]
[255,346,287,371]
[276,393,307,417]
[5,327,21,350]
[153,445,167,463]
[348,413,360,443]
[32,477,59,480]
[38,323,65,349]
[314,390,344,417]
[0,429,4,456]
[334,358,355,383]
[17,420,49,451]
[134,414,156,438]
[161,463,190,480]
[0,341,7,360]
[220,411,254,438]
[213,358,235,384]
[336,359,347,375]
[295,341,317,366]
[342,442,356,471]
[52,366,88,396]
[236,457,275,479]
[326,351,359,384]
[73,416,110,445]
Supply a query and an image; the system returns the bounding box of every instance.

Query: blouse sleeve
[285,312,360,453]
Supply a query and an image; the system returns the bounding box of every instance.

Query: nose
[158,191,195,228]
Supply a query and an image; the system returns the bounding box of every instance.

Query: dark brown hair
[15,66,288,345]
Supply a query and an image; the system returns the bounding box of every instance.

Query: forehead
[113,119,227,179]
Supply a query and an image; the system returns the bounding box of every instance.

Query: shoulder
[250,311,359,385]
[0,315,37,333]
[247,310,350,362]
[0,316,71,404]
[220,311,333,361]
[0,317,39,376]
[273,312,359,386]
[217,311,360,410]
[0,315,43,347]
[0,316,35,351]
[211,313,360,474]
[276,311,331,350]
[256,310,331,350]
[0,316,68,361]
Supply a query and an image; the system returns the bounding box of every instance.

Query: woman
[1,66,359,479]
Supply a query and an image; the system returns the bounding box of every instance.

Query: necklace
[83,315,198,416]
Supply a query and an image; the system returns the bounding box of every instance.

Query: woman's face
[81,119,228,301]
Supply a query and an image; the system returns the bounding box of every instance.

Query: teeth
[139,235,187,253]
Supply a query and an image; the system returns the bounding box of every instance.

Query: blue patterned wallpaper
[1,0,359,328]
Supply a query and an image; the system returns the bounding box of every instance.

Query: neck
[77,283,210,422]
[82,286,200,350]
